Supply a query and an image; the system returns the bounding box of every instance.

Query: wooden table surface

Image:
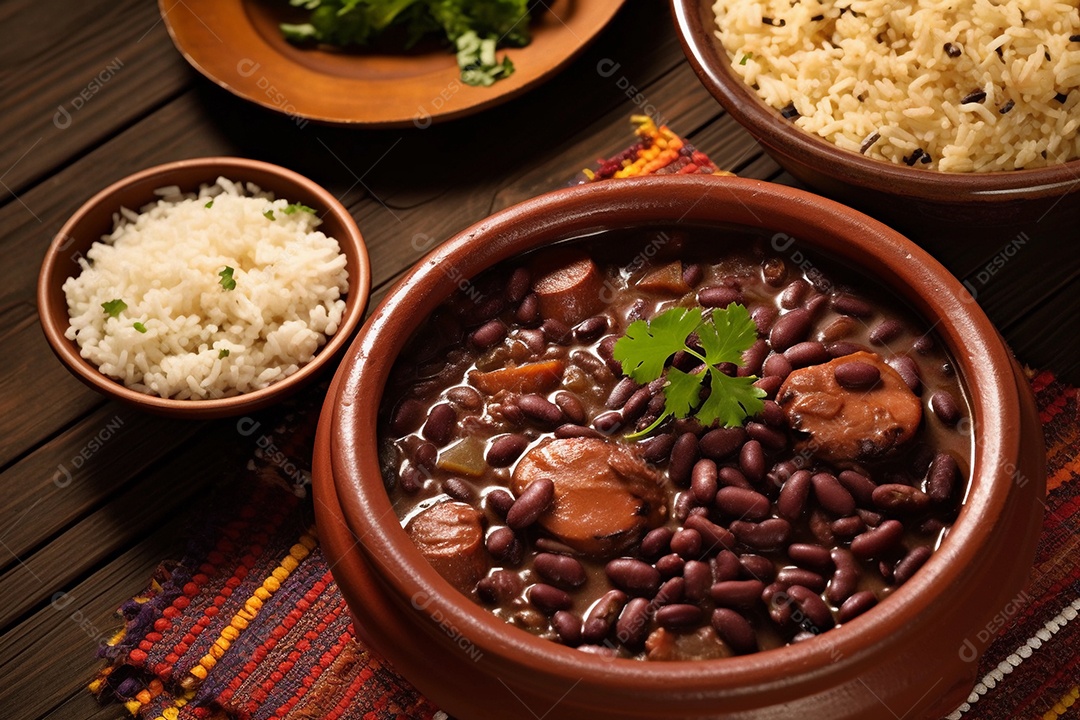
[0,2,1076,718]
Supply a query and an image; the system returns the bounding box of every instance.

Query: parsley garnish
[205,200,214,208]
[218,348,230,359]
[218,266,236,291]
[133,322,147,333]
[264,209,275,220]
[282,202,315,215]
[102,299,127,318]
[740,53,752,65]
[613,304,766,438]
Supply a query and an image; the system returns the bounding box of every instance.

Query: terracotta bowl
[37,157,370,419]
[315,176,1045,719]
[670,0,1080,243]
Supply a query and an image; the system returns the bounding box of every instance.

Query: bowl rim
[37,156,371,419]
[330,175,1021,695]
[669,0,1080,199]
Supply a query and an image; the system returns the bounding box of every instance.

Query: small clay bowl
[37,157,370,419]
[671,0,1080,243]
[316,176,1045,719]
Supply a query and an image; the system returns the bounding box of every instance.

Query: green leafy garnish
[456,31,515,87]
[739,52,752,65]
[102,299,127,318]
[613,304,766,438]
[218,348,230,359]
[282,202,316,215]
[264,209,275,221]
[205,200,214,208]
[133,322,147,333]
[218,266,237,291]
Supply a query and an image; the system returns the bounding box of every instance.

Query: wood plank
[0,0,191,202]
[997,275,1080,381]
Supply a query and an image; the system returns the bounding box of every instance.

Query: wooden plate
[161,0,627,127]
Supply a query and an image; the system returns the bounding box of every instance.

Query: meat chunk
[510,438,666,558]
[529,248,605,326]
[777,351,922,463]
[406,501,489,594]
[645,626,733,661]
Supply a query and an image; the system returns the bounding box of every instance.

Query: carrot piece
[637,261,689,295]
[469,360,565,395]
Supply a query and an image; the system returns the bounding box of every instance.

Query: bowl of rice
[38,157,370,418]
[671,0,1080,240]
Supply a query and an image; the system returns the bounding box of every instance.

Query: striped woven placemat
[91,122,1080,720]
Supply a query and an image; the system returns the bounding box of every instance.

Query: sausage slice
[406,501,489,594]
[529,248,605,326]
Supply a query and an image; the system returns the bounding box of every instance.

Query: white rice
[63,178,349,400]
[712,0,1080,171]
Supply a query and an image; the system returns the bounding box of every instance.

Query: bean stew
[378,227,971,661]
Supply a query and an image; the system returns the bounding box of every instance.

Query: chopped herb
[205,200,214,208]
[263,209,275,221]
[218,348,230,359]
[613,305,766,438]
[102,298,127,318]
[456,31,515,87]
[961,89,987,104]
[218,266,237,291]
[282,202,316,215]
[133,322,147,333]
[739,53,752,65]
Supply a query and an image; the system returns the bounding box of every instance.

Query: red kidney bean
[541,318,572,344]
[761,400,787,429]
[443,478,475,503]
[698,285,743,308]
[762,353,793,379]
[718,466,753,490]
[745,421,787,451]
[826,341,865,358]
[656,604,703,630]
[739,554,776,582]
[518,394,564,426]
[656,553,686,577]
[505,267,531,303]
[786,585,834,630]
[753,375,783,398]
[930,390,962,425]
[477,570,524,605]
[788,543,833,570]
[715,487,771,520]
[446,386,483,411]
[830,515,866,538]
[640,527,674,560]
[487,434,528,467]
[784,341,829,368]
[777,469,812,520]
[780,279,810,308]
[552,610,582,646]
[808,509,836,546]
[639,432,676,463]
[812,472,856,516]
[529,583,572,614]
[857,509,884,527]
[837,470,876,507]
[683,263,704,287]
[691,459,719,504]
[534,553,587,589]
[615,597,652,648]
[888,355,922,394]
[770,308,812,351]
[414,442,438,471]
[913,334,935,354]
[878,559,896,584]
[711,579,766,609]
[751,305,779,335]
[391,398,426,435]
[850,519,905,559]
[515,293,541,325]
[834,360,881,390]
[597,335,622,375]
[398,464,424,494]
[927,452,960,503]
[622,387,653,422]
[498,400,526,426]
[872,484,931,514]
[712,608,758,654]
[869,318,904,345]
[553,424,606,440]
[700,427,747,459]
[839,591,878,623]
[762,581,790,623]
[486,527,523,564]
[553,391,586,425]
[655,577,686,606]
[777,567,826,593]
[826,548,861,605]
[921,517,946,535]
[684,561,712,603]
[421,403,456,446]
[592,410,624,435]
[470,319,507,350]
[669,432,700,485]
[506,478,554,530]
[894,545,933,584]
[486,489,514,518]
[712,550,742,582]
[606,558,662,597]
[685,513,736,552]
[574,316,608,343]
[739,440,766,482]
[582,589,628,643]
[606,377,639,409]
[730,518,791,551]
[673,492,695,523]
[469,294,506,324]
[671,528,704,559]
[830,293,874,318]
[739,338,769,378]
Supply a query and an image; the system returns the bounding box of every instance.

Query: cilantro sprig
[282,202,316,215]
[218,266,236,291]
[101,298,127,318]
[613,304,766,438]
